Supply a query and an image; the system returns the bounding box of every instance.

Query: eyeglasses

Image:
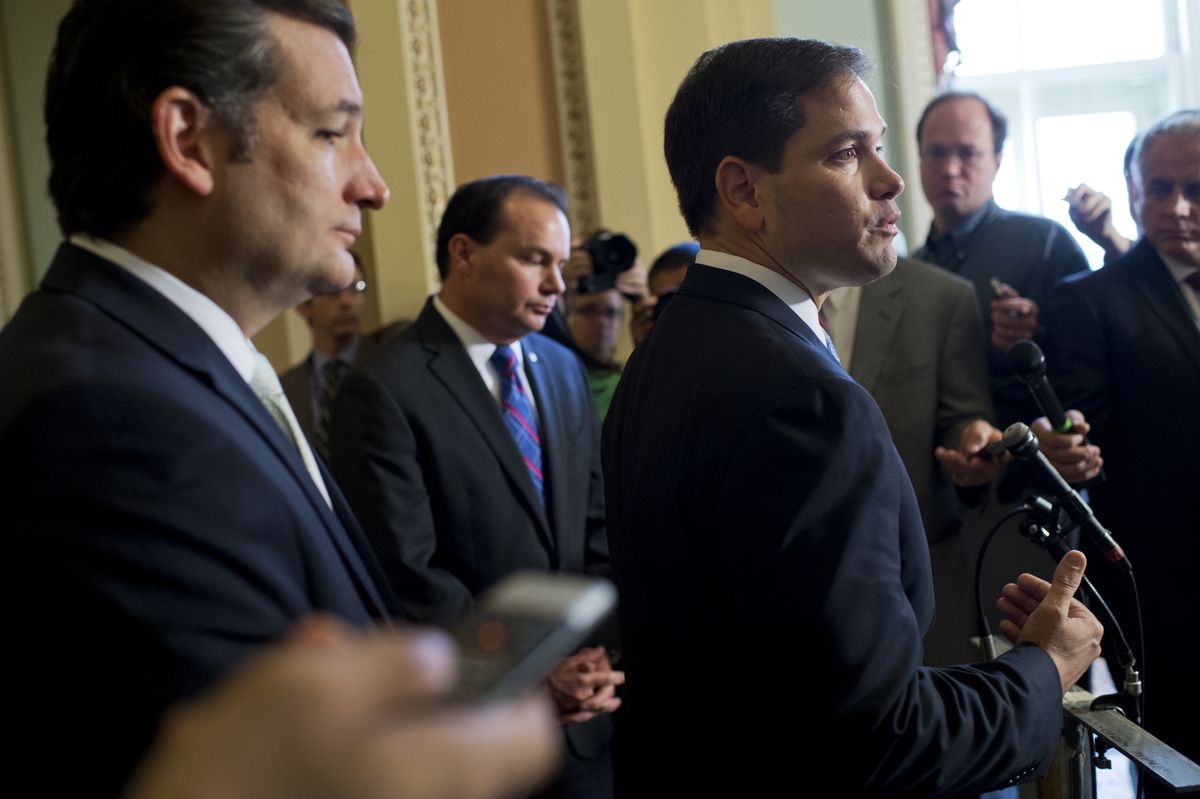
[316,279,368,297]
[920,145,992,165]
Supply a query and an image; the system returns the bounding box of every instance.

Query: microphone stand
[972,494,1141,722]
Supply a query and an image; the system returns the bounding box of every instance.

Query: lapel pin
[528,352,538,363]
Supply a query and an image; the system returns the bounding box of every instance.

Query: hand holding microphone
[1007,339,1103,484]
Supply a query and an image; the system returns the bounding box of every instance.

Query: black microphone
[1007,340,1072,433]
[1002,422,1130,571]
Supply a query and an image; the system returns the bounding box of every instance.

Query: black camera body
[575,230,637,294]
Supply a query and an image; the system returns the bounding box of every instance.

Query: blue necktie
[490,345,544,507]
[822,329,842,366]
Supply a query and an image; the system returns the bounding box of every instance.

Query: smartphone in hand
[447,571,617,703]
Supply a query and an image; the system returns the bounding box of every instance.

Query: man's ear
[149,87,220,197]
[295,300,314,324]
[713,156,767,234]
[444,233,477,278]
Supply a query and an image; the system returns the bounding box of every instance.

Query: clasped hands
[934,411,1104,488]
[546,645,625,724]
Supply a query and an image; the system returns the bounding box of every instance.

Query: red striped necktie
[490,345,544,507]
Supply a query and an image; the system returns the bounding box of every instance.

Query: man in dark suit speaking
[329,175,620,798]
[602,39,1103,797]
[0,2,552,796]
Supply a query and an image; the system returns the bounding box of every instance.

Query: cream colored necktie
[249,351,333,508]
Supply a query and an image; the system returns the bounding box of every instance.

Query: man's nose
[544,266,566,295]
[1172,191,1192,218]
[347,141,389,210]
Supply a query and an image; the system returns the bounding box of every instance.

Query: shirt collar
[695,249,824,342]
[1159,251,1200,285]
[311,337,360,376]
[432,294,526,374]
[925,197,998,249]
[69,234,256,382]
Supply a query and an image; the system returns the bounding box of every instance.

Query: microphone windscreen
[1007,339,1046,382]
[1002,422,1032,451]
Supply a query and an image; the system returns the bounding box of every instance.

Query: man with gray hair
[1044,110,1200,788]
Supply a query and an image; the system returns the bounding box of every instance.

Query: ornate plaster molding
[547,0,599,238]
[405,0,453,278]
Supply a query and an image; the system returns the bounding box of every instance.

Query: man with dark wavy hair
[0,2,554,796]
[603,38,1102,797]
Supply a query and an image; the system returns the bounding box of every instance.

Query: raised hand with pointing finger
[996,551,1104,693]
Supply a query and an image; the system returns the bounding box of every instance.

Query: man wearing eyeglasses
[913,92,1089,429]
[283,258,407,460]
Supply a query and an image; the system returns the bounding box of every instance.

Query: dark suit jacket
[603,263,1063,798]
[327,299,613,788]
[328,298,608,625]
[1043,239,1200,763]
[913,200,1090,427]
[0,243,397,797]
[851,257,994,543]
[281,319,409,446]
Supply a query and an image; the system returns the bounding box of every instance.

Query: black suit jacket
[281,320,410,446]
[1043,239,1200,763]
[328,299,612,780]
[0,244,396,797]
[603,263,1063,798]
[328,299,609,627]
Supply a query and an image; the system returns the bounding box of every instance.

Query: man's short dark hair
[649,242,698,285]
[663,38,870,237]
[46,0,356,240]
[916,92,1008,154]
[435,175,568,279]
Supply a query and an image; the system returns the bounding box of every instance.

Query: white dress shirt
[69,234,256,381]
[69,234,331,506]
[432,294,540,417]
[695,249,826,342]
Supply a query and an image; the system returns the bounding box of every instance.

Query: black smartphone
[447,571,617,704]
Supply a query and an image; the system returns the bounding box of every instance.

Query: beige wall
[577,0,774,262]
[0,16,31,324]
[0,0,73,288]
[439,0,564,187]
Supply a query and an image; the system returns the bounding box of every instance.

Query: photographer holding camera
[545,231,646,420]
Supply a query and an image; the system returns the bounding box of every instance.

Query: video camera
[574,229,638,295]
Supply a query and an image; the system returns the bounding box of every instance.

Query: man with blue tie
[602,38,1103,797]
[329,175,622,799]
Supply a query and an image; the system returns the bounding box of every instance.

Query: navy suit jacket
[1,244,396,797]
[602,263,1063,798]
[328,298,612,771]
[328,298,609,627]
[1043,239,1200,763]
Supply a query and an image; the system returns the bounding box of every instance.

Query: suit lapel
[416,303,556,550]
[681,264,834,361]
[320,460,398,619]
[523,339,565,564]
[1128,241,1200,376]
[43,244,393,619]
[849,268,906,392]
